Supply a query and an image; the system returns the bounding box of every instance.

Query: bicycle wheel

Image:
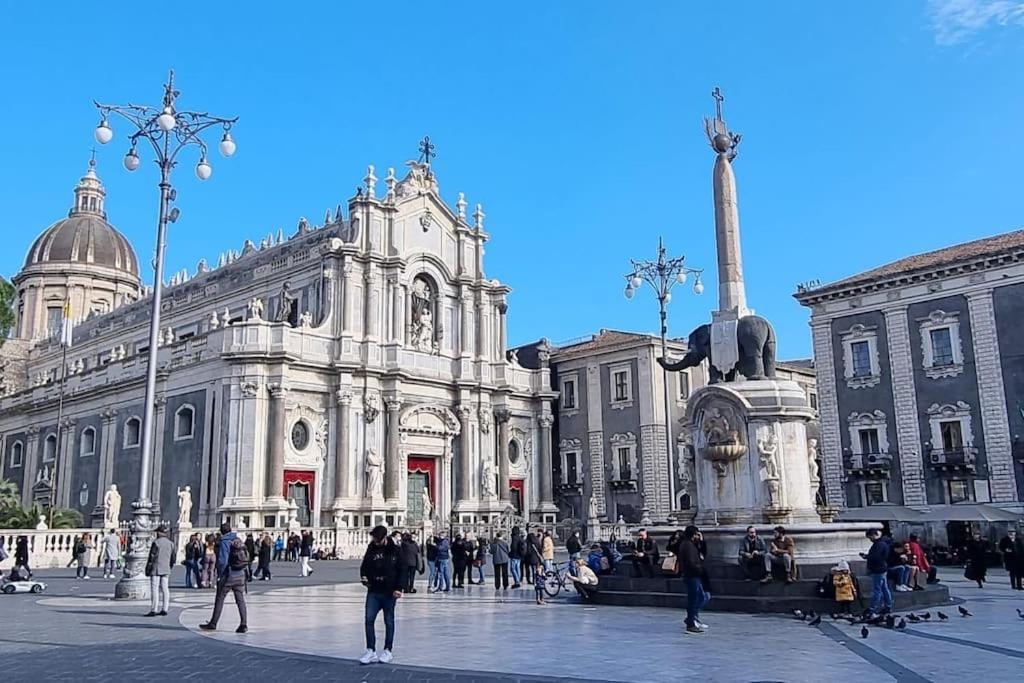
[543,571,562,598]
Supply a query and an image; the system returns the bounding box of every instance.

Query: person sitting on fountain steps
[761,526,796,584]
[738,526,767,581]
[631,529,659,579]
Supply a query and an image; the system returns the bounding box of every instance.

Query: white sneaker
[696,620,709,630]
[378,649,393,664]
[359,649,379,665]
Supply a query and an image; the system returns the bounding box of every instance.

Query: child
[831,559,858,616]
[534,562,547,605]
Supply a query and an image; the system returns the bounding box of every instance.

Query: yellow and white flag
[59,299,73,348]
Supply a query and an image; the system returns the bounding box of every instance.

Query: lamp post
[94,71,238,599]
[624,237,703,519]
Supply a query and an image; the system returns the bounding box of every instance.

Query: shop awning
[836,505,927,522]
[912,504,1022,523]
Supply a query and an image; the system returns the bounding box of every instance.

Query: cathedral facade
[0,154,558,530]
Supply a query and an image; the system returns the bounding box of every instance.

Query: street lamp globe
[693,279,704,295]
[629,275,643,290]
[94,119,113,144]
[195,158,212,180]
[218,131,236,157]
[157,108,176,132]
[624,285,635,300]
[123,148,140,171]
[663,292,672,304]
[676,270,687,285]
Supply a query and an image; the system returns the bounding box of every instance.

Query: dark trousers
[1010,568,1023,590]
[405,566,417,592]
[210,572,248,626]
[524,561,534,584]
[364,592,397,651]
[493,563,509,589]
[632,555,655,578]
[454,563,467,587]
[258,562,272,580]
[185,559,202,587]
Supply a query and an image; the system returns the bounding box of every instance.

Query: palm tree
[0,500,83,529]
[0,478,19,508]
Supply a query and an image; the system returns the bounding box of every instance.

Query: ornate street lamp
[94,70,238,599]
[624,237,703,516]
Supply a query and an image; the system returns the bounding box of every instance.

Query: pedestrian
[399,532,421,593]
[523,529,536,585]
[76,533,94,579]
[566,530,582,576]
[434,532,452,592]
[472,535,488,585]
[862,528,893,617]
[257,534,273,581]
[201,536,217,588]
[762,526,796,584]
[679,525,707,634]
[452,534,470,588]
[631,528,659,579]
[566,557,600,600]
[491,531,510,589]
[425,535,438,590]
[273,534,285,562]
[509,526,524,588]
[541,530,555,573]
[183,533,198,587]
[15,535,31,578]
[359,525,406,665]
[299,530,314,577]
[886,540,914,592]
[998,529,1022,590]
[144,525,175,617]
[965,531,988,588]
[534,558,547,605]
[200,522,249,633]
[244,533,256,582]
[831,559,858,617]
[525,528,543,583]
[102,528,120,579]
[905,533,931,589]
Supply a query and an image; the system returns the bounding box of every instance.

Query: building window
[918,310,964,379]
[174,405,195,440]
[291,421,310,450]
[617,447,632,480]
[79,426,96,457]
[858,428,880,455]
[847,411,889,455]
[46,306,62,339]
[678,373,690,400]
[565,451,579,485]
[947,479,972,504]
[926,402,973,454]
[43,434,57,462]
[839,323,881,389]
[609,364,633,408]
[10,441,24,468]
[124,417,142,448]
[809,392,818,411]
[557,438,582,487]
[609,432,638,481]
[560,376,578,411]
[864,481,887,505]
[940,420,963,452]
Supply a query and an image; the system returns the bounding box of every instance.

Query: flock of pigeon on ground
[792,605,983,639]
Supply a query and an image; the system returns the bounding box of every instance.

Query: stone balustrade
[0,526,130,569]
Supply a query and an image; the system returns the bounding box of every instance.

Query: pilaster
[811,320,846,507]
[334,389,353,505]
[97,407,118,496]
[588,430,606,517]
[149,395,168,507]
[884,307,926,506]
[264,383,289,503]
[384,393,403,501]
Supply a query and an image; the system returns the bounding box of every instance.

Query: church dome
[22,159,140,279]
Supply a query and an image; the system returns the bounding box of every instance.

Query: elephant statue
[658,315,777,383]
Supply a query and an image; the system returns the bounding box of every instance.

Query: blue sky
[2,2,1022,358]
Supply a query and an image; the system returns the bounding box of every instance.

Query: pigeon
[830,613,841,620]
[793,609,805,620]
[908,614,922,623]
[896,618,907,630]
[958,606,972,617]
[921,611,931,620]
[808,614,822,626]
[938,611,949,621]
[1017,608,1024,620]
[861,625,870,639]
[807,610,817,620]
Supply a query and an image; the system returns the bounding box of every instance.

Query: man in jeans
[679,525,708,634]
[862,528,893,616]
[200,522,248,633]
[359,526,406,665]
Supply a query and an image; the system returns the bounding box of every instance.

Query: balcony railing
[845,451,893,476]
[928,447,977,472]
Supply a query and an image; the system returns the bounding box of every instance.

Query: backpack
[74,539,86,556]
[228,537,249,571]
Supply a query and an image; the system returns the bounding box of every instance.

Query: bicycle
[542,560,577,598]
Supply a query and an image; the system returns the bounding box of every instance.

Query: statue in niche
[410,277,437,353]
[103,484,121,528]
[177,486,193,525]
[275,281,298,326]
[422,487,433,521]
[481,459,497,499]
[365,448,384,499]
[807,438,820,483]
[757,429,780,481]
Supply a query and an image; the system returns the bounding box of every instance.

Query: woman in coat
[299,531,314,577]
[257,535,273,581]
[965,531,989,588]
[16,535,32,578]
[451,534,470,588]
[77,532,95,579]
[473,536,488,585]
[201,536,217,588]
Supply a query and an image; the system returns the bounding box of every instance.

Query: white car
[1,577,46,594]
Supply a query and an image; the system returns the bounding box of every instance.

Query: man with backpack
[359,525,407,665]
[200,521,248,633]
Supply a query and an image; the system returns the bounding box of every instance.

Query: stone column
[457,405,473,503]
[966,290,1018,502]
[538,414,555,506]
[341,262,354,333]
[365,271,379,339]
[390,279,403,344]
[149,395,168,508]
[884,307,927,506]
[265,383,288,501]
[56,417,76,508]
[97,408,118,496]
[497,302,508,360]
[810,320,846,507]
[461,296,473,358]
[496,409,511,502]
[384,394,402,501]
[334,389,352,503]
[22,426,40,507]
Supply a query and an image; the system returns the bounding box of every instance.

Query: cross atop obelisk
[705,86,747,317]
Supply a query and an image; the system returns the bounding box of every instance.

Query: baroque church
[0,152,559,530]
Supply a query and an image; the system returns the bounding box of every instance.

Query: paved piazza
[2,562,1023,682]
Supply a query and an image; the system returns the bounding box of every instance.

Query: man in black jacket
[359,526,406,665]
[680,525,707,635]
[631,529,659,578]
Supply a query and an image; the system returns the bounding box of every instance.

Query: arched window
[124,417,141,448]
[174,405,195,440]
[79,426,96,457]
[43,433,58,462]
[10,441,24,468]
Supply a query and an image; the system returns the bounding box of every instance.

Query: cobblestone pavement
[3,562,1024,682]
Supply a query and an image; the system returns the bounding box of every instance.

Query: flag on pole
[60,299,73,348]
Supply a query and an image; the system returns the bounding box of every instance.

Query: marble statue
[422,487,433,520]
[365,448,384,498]
[757,429,780,481]
[807,438,820,482]
[587,493,600,521]
[481,459,496,499]
[103,484,121,529]
[36,515,48,530]
[275,281,297,325]
[248,297,264,321]
[299,310,313,327]
[410,278,435,352]
[177,485,193,526]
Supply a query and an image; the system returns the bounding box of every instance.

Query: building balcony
[844,452,893,477]
[555,480,583,495]
[609,477,638,492]
[928,447,977,473]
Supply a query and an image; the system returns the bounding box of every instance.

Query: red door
[509,478,525,514]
